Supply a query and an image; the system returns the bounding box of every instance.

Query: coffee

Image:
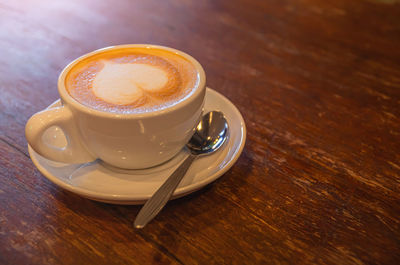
[65,47,199,114]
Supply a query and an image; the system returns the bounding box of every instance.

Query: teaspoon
[134,111,228,228]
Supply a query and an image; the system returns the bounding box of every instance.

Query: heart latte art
[65,48,199,114]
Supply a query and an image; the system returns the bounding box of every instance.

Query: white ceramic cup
[25,44,206,169]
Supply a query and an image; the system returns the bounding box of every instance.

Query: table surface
[1,0,400,264]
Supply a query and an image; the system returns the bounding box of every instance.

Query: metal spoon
[134,111,228,228]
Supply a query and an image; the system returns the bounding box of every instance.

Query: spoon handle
[134,154,196,229]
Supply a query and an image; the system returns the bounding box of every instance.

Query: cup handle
[25,105,96,164]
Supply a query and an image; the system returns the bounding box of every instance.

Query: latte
[65,47,199,114]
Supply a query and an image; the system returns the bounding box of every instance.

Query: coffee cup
[25,44,206,169]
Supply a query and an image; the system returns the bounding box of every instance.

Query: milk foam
[92,62,168,105]
[65,48,198,114]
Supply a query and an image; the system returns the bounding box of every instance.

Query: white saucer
[28,88,246,204]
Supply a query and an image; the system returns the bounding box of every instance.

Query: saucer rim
[28,87,246,204]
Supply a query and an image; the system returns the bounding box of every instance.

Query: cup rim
[57,44,206,119]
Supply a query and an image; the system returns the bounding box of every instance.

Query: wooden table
[1,0,399,264]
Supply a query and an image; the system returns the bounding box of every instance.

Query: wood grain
[1,0,400,264]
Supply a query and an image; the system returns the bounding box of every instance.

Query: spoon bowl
[187,111,228,155]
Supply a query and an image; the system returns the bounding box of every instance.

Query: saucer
[28,88,246,204]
